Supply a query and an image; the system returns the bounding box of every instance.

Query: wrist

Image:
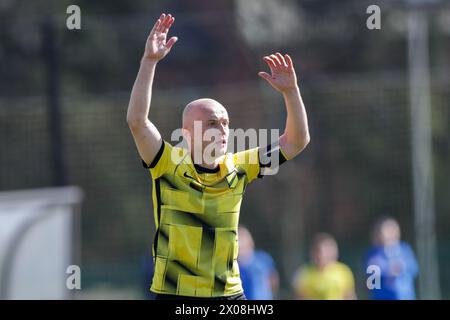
[282,86,300,96]
[141,56,159,67]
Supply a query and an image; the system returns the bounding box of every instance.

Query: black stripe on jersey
[257,142,288,178]
[186,212,213,230]
[168,209,238,230]
[160,174,179,190]
[214,274,227,291]
[156,226,169,257]
[199,226,215,279]
[163,259,198,294]
[163,265,178,292]
[152,231,158,257]
[194,164,220,173]
[142,140,165,169]
[155,179,162,222]
[166,209,212,229]
[153,178,162,257]
[202,225,215,241]
[227,249,233,271]
[190,182,203,193]
[213,244,231,295]
[172,259,198,276]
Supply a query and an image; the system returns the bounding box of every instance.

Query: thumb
[166,36,178,50]
[258,72,273,84]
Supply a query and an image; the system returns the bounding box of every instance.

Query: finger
[258,72,273,82]
[270,54,281,67]
[156,13,167,32]
[276,52,288,68]
[263,56,277,71]
[285,54,294,69]
[164,16,175,34]
[156,13,164,24]
[150,17,162,35]
[162,14,172,33]
[258,72,277,89]
[166,36,178,50]
[263,58,276,75]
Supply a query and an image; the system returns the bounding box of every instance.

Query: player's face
[379,220,400,246]
[187,104,229,160]
[202,108,229,156]
[183,100,230,165]
[312,241,338,268]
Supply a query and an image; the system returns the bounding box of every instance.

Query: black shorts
[152,292,247,301]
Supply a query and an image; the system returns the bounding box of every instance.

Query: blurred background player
[365,216,419,300]
[292,233,356,300]
[238,225,279,300]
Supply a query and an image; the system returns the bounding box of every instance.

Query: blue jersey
[239,251,277,300]
[365,241,419,300]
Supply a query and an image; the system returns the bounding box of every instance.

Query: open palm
[259,53,298,93]
[144,13,178,62]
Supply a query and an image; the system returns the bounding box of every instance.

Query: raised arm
[127,13,178,166]
[258,53,310,159]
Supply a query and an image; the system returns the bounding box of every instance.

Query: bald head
[182,98,228,129]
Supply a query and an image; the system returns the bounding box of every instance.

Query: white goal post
[0,186,83,300]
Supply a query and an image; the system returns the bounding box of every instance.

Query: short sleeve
[258,142,289,177]
[142,140,173,179]
[232,147,260,184]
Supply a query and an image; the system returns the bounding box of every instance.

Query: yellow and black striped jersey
[143,140,287,297]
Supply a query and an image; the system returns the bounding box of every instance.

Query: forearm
[280,86,310,155]
[126,59,158,125]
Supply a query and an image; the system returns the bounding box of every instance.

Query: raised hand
[144,13,178,62]
[259,53,298,93]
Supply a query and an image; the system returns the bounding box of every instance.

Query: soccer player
[365,217,419,300]
[292,233,356,300]
[127,13,310,299]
